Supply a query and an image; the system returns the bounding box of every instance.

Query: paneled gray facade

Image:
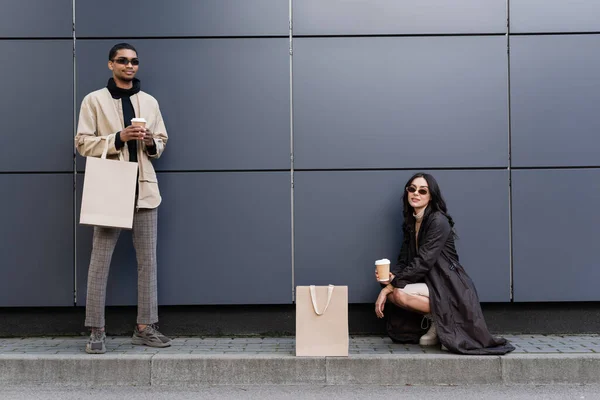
[0,40,73,172]
[0,175,73,306]
[76,39,290,172]
[294,170,510,303]
[76,0,288,37]
[512,170,600,301]
[510,35,600,168]
[510,0,600,33]
[294,0,506,35]
[0,0,72,38]
[293,36,508,169]
[76,172,292,306]
[1,1,597,308]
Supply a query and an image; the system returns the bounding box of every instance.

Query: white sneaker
[419,315,439,346]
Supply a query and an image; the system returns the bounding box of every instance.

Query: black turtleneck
[107,78,140,163]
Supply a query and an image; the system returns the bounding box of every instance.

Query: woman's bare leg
[391,290,430,314]
[386,293,401,308]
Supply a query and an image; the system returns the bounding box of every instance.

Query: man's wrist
[146,139,157,155]
[115,131,125,149]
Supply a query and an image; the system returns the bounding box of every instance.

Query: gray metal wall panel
[294,0,506,35]
[0,0,72,37]
[77,172,292,306]
[0,175,73,306]
[76,0,288,37]
[510,35,600,168]
[294,170,510,303]
[512,170,600,301]
[293,36,509,169]
[511,0,600,33]
[155,172,291,304]
[0,40,73,172]
[76,39,290,172]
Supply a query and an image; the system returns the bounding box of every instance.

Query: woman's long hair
[402,173,456,238]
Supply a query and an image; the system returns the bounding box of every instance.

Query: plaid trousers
[84,208,159,328]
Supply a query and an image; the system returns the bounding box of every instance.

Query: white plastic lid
[131,118,147,123]
[375,259,390,265]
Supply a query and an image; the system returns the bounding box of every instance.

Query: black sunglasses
[406,186,429,196]
[111,57,140,66]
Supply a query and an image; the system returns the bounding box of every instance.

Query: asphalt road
[0,384,597,399]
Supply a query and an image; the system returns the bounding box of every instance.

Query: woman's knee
[392,289,407,306]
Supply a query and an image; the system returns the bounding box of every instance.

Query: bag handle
[100,133,125,161]
[309,285,335,316]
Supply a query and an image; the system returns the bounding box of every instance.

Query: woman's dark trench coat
[387,210,515,355]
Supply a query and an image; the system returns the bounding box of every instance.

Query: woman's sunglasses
[111,57,140,66]
[406,186,429,196]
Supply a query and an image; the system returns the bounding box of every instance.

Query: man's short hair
[108,43,138,60]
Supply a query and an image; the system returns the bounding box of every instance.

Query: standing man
[75,43,170,354]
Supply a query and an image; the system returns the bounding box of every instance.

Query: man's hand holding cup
[120,124,146,142]
[130,117,154,147]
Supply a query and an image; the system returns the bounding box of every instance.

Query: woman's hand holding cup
[375,259,392,283]
[375,271,394,284]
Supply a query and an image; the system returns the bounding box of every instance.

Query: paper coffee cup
[375,259,391,282]
[131,118,146,128]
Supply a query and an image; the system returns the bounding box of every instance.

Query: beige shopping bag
[79,134,138,229]
[296,285,349,357]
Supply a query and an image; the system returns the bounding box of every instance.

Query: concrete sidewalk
[0,335,599,386]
